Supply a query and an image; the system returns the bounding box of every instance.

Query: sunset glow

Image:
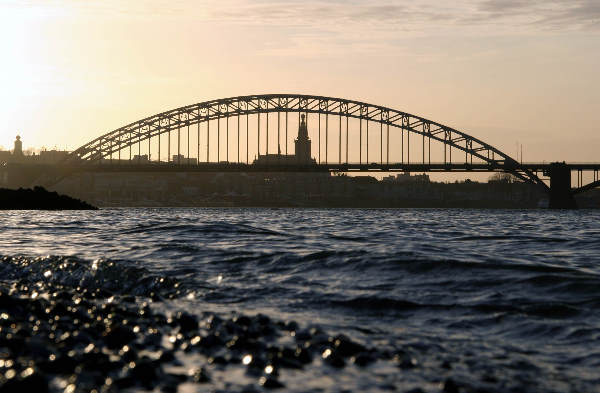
[1,0,598,165]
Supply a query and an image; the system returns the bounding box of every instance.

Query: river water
[1,208,599,392]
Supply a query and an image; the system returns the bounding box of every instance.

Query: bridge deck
[44,162,600,173]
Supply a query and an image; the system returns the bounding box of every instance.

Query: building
[172,155,198,165]
[0,136,74,164]
[13,135,23,157]
[39,149,70,164]
[382,172,430,183]
[253,114,317,165]
[0,151,10,163]
[0,136,25,163]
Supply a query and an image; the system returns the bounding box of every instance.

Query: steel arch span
[68,94,548,189]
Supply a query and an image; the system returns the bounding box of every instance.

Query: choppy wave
[0,255,186,298]
[1,208,600,392]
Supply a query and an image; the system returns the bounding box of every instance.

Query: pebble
[0,255,462,393]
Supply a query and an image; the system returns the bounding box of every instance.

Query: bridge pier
[548,162,577,209]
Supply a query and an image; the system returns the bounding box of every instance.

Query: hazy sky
[1,0,598,165]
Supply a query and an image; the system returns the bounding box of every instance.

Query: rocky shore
[0,187,96,210]
[0,255,463,393]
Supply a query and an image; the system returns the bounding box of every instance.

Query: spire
[294,113,311,163]
[298,114,308,140]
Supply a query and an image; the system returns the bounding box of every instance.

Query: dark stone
[234,315,252,327]
[332,335,367,357]
[295,347,312,364]
[260,376,285,389]
[394,353,418,369]
[198,333,224,349]
[114,376,136,389]
[128,358,161,387]
[208,355,228,365]
[161,384,178,393]
[161,373,187,393]
[103,326,137,349]
[323,349,346,368]
[285,321,299,332]
[159,350,176,363]
[191,367,211,383]
[293,329,312,342]
[0,372,48,393]
[443,378,460,393]
[352,352,375,367]
[176,312,198,333]
[47,354,78,374]
[274,353,302,369]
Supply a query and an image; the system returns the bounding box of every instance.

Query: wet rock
[443,378,460,393]
[332,334,367,357]
[395,352,418,369]
[176,312,198,333]
[352,352,376,367]
[161,384,178,393]
[159,350,176,363]
[208,355,228,365]
[259,376,285,389]
[284,320,299,332]
[274,351,303,369]
[128,358,161,388]
[311,332,331,344]
[103,326,137,349]
[293,329,312,342]
[113,376,136,390]
[0,371,48,393]
[198,333,224,350]
[161,373,187,393]
[227,336,265,353]
[191,367,211,383]
[322,348,345,368]
[294,346,312,364]
[47,354,78,374]
[234,315,252,327]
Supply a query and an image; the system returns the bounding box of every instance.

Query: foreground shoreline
[0,255,458,393]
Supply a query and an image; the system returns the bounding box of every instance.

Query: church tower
[294,114,312,163]
[13,135,23,156]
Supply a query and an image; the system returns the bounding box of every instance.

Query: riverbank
[0,187,97,210]
[0,254,452,393]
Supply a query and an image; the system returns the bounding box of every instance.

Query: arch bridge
[63,94,600,208]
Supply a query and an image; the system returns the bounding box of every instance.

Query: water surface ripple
[1,208,599,392]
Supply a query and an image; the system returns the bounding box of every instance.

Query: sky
[0,0,598,171]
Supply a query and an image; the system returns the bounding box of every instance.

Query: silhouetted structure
[4,95,600,208]
[0,136,71,165]
[548,163,577,209]
[0,135,24,163]
[253,114,316,165]
[13,136,23,157]
[60,94,600,208]
[295,114,312,163]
